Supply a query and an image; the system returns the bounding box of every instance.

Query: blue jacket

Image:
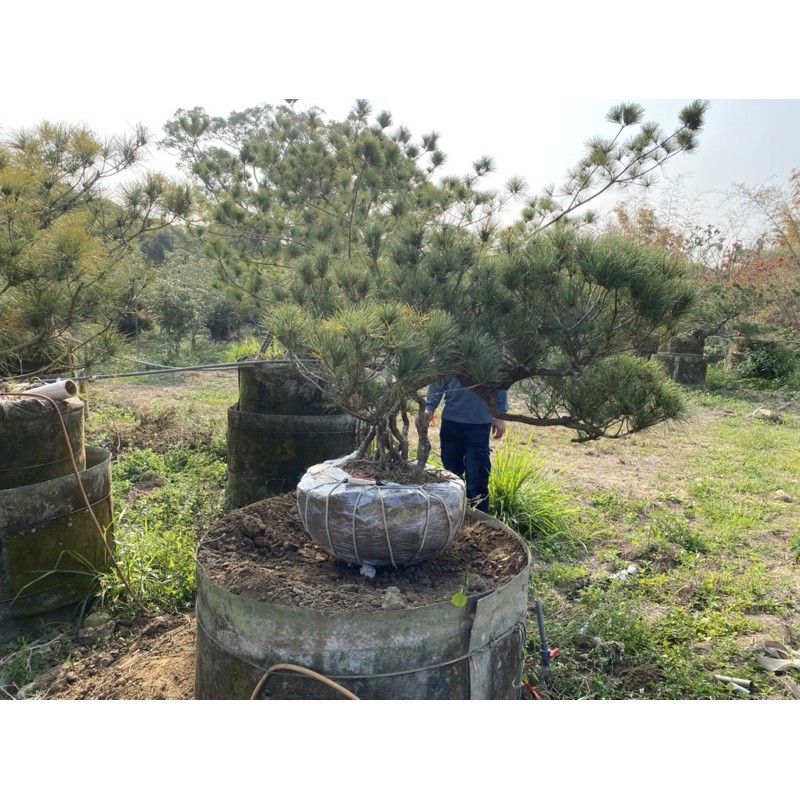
[426,379,508,425]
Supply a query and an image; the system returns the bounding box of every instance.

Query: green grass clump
[224,336,286,362]
[791,534,800,563]
[0,632,76,699]
[489,432,579,558]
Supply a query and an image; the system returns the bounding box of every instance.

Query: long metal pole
[18,360,292,383]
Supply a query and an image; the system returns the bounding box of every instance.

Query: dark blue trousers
[440,418,492,513]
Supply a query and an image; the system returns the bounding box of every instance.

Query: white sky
[3,4,798,241]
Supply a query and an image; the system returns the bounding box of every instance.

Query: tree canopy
[162,99,708,468]
[163,99,708,301]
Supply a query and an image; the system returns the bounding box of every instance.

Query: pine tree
[167,100,708,471]
[0,123,191,375]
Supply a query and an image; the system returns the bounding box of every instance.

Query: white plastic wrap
[296,453,467,568]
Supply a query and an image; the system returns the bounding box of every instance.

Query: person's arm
[492,388,508,439]
[425,383,444,423]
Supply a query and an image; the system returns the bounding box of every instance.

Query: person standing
[425,378,507,513]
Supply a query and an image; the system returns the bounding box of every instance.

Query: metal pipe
[534,598,551,671]
[35,360,295,383]
[4,360,300,386]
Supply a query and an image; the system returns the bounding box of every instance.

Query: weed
[590,492,651,524]
[225,336,283,362]
[11,548,109,619]
[542,563,591,591]
[91,444,228,615]
[791,533,800,563]
[0,630,75,698]
[644,510,707,554]
[97,513,200,613]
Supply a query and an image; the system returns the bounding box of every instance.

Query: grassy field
[506,374,800,699]
[1,365,799,699]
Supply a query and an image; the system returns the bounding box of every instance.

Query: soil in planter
[340,457,452,485]
[198,493,528,613]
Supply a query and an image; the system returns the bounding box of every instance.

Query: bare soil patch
[41,614,196,700]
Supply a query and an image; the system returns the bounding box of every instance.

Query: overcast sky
[4,4,797,240]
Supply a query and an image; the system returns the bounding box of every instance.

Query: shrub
[730,339,799,382]
[205,298,240,342]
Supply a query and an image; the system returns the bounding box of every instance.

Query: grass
[96,446,228,612]
[489,431,581,558]
[517,380,800,700]
[2,365,800,700]
[90,374,236,614]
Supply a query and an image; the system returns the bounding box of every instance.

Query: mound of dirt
[198,493,529,612]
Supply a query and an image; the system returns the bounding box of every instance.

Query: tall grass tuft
[225,336,284,362]
[489,431,578,557]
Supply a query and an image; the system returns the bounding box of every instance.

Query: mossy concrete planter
[654,336,707,386]
[226,361,357,507]
[237,359,332,416]
[227,406,358,506]
[194,510,531,700]
[0,395,86,490]
[0,446,114,643]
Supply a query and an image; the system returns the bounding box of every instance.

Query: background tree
[0,122,191,376]
[686,172,800,364]
[146,247,246,359]
[730,170,800,265]
[510,101,709,232]
[607,181,728,274]
[163,100,709,310]
[162,100,520,316]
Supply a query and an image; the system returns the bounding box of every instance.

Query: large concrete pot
[0,447,114,643]
[194,507,531,700]
[226,361,357,507]
[0,394,86,490]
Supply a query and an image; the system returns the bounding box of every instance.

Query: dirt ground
[40,613,197,700]
[22,372,799,700]
[200,493,527,610]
